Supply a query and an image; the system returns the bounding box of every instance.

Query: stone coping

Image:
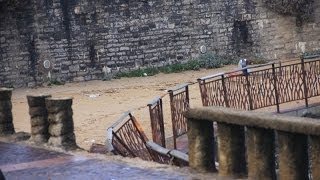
[26,94,51,98]
[0,88,13,92]
[184,106,320,136]
[46,97,73,101]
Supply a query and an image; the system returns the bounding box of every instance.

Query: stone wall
[1,0,320,87]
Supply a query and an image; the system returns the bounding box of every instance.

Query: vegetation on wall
[114,53,237,78]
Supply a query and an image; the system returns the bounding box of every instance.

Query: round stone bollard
[46,97,77,150]
[0,88,15,135]
[27,95,51,143]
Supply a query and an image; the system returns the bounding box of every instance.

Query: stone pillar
[310,136,320,180]
[0,88,15,135]
[46,97,77,150]
[27,95,51,143]
[217,122,247,178]
[277,131,308,180]
[247,127,276,180]
[187,118,216,172]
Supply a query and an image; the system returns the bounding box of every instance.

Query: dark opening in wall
[89,44,96,68]
[232,20,253,55]
[234,20,250,44]
[27,35,37,83]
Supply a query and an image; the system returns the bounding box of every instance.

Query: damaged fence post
[27,95,51,143]
[277,131,309,180]
[0,88,15,135]
[46,97,77,150]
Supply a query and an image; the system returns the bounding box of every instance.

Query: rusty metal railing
[106,112,153,161]
[198,57,320,112]
[168,83,190,149]
[148,97,166,147]
[106,111,188,165]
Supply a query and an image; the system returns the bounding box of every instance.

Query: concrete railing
[184,106,320,179]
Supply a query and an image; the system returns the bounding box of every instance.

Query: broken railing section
[0,88,15,135]
[106,112,188,166]
[185,106,320,179]
[168,83,190,149]
[198,57,320,112]
[148,97,166,148]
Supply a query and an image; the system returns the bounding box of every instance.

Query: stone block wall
[0,0,320,87]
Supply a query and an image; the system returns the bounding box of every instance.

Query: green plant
[197,53,236,68]
[114,53,238,78]
[249,57,268,65]
[47,79,64,86]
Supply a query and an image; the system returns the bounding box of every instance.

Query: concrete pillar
[187,118,216,172]
[0,88,15,135]
[277,131,308,180]
[217,122,247,178]
[247,127,276,180]
[310,136,320,180]
[27,95,51,143]
[46,97,77,150]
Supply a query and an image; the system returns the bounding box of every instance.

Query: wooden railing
[198,57,320,112]
[184,106,320,179]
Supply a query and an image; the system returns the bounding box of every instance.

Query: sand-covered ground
[10,64,319,150]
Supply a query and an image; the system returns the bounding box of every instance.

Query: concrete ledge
[184,106,320,136]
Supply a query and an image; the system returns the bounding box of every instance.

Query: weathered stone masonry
[0,0,320,87]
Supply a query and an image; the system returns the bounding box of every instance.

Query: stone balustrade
[27,95,51,143]
[184,106,320,179]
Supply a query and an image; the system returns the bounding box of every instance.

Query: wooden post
[310,136,320,179]
[0,88,15,135]
[187,118,216,172]
[217,122,247,177]
[277,131,309,180]
[46,97,77,150]
[27,95,51,143]
[247,127,276,180]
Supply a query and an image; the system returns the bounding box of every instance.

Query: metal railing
[168,83,190,149]
[148,97,166,148]
[106,111,188,165]
[198,57,320,112]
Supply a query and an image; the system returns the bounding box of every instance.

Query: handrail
[198,72,225,81]
[109,111,131,129]
[198,62,275,81]
[147,96,161,106]
[168,83,190,92]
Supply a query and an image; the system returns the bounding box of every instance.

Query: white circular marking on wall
[200,45,207,54]
[43,60,51,69]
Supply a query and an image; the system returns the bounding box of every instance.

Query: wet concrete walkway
[0,141,190,180]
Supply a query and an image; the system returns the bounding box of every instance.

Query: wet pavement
[0,141,190,180]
